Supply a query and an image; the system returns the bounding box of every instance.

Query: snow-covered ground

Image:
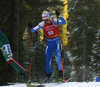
[0,82,100,87]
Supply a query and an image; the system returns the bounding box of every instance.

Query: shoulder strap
[51,18,58,27]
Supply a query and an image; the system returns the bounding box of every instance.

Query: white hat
[42,11,50,20]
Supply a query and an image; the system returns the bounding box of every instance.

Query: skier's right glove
[28,22,33,29]
[28,22,36,33]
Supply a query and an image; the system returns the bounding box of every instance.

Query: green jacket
[0,31,9,47]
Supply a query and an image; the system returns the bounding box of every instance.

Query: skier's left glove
[8,60,13,64]
[0,31,2,34]
[28,22,33,29]
[55,10,60,16]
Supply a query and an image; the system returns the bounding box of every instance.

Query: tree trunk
[83,0,87,82]
[10,0,19,82]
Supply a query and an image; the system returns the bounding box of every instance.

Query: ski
[26,81,45,87]
[27,84,45,87]
[54,82,64,85]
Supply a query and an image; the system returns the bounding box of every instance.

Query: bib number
[48,31,54,35]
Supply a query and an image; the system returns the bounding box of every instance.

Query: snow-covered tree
[67,0,100,81]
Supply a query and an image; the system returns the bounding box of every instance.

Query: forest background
[0,0,100,85]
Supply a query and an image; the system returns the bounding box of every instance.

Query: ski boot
[58,70,63,82]
[20,72,31,85]
[43,73,52,83]
[27,79,32,87]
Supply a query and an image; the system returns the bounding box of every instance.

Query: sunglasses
[43,19,49,21]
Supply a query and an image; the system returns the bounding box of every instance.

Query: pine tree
[68,0,99,81]
[91,30,100,77]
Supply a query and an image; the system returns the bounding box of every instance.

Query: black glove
[55,10,60,16]
[28,22,33,29]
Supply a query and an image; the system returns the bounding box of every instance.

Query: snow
[0,82,100,87]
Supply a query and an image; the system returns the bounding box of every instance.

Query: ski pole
[56,10,65,82]
[60,41,65,82]
[61,56,65,82]
[0,47,26,72]
[29,27,32,79]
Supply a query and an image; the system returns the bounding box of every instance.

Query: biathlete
[0,30,29,85]
[28,10,66,82]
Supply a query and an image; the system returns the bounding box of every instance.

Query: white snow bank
[0,82,100,87]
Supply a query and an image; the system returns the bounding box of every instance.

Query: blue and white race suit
[31,15,66,74]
